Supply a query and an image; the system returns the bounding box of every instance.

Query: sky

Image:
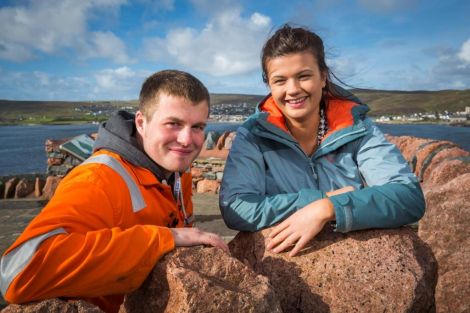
[0,0,469,101]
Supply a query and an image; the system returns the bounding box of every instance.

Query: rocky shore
[1,133,469,312]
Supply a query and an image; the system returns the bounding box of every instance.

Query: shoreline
[2,120,469,127]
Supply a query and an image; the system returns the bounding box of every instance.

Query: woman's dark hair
[261,24,346,98]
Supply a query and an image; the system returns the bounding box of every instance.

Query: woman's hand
[267,185,355,257]
[326,185,355,197]
[267,198,335,257]
[170,227,230,253]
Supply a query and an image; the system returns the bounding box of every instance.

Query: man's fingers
[205,232,229,253]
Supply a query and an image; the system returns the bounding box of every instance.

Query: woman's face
[266,51,326,124]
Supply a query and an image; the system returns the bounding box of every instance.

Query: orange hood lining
[259,95,358,141]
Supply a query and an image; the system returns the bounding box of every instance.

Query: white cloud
[84,31,132,64]
[93,66,150,99]
[0,40,35,62]
[143,8,271,76]
[458,38,470,64]
[0,66,149,101]
[0,0,130,63]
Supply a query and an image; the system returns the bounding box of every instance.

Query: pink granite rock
[1,298,103,313]
[196,179,219,194]
[41,176,62,200]
[423,157,470,186]
[190,167,204,178]
[230,227,437,313]
[120,246,281,313]
[420,173,470,313]
[3,178,19,199]
[215,131,230,150]
[14,178,35,198]
[34,177,45,198]
[223,132,236,150]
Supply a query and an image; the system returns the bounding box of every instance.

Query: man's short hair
[139,70,210,119]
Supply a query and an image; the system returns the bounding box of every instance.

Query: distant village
[374,106,470,124]
[72,102,470,125]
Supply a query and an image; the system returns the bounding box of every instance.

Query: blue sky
[0,0,469,100]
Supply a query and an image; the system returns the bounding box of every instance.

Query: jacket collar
[258,94,366,142]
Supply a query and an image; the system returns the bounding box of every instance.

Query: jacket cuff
[328,194,354,233]
[154,226,175,259]
[297,188,326,210]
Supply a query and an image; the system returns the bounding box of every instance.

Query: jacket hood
[257,84,369,140]
[93,110,167,180]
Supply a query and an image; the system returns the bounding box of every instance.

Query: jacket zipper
[319,127,366,151]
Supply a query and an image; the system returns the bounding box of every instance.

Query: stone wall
[2,133,469,312]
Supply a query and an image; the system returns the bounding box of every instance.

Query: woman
[219,24,425,257]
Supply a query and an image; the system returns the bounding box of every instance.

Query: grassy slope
[1,89,469,125]
[352,89,470,116]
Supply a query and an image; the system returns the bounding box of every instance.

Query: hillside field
[1,89,469,125]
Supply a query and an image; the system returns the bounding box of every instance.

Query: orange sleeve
[3,164,175,303]
[5,225,174,303]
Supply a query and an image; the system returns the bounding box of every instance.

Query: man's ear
[135,110,145,134]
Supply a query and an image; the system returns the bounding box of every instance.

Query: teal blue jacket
[219,94,425,232]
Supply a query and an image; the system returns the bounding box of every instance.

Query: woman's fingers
[267,223,292,250]
[268,219,289,239]
[271,232,299,254]
[289,235,311,257]
[326,185,355,197]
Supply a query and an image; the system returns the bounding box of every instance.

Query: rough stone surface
[230,227,437,313]
[3,178,19,199]
[424,157,470,186]
[421,146,470,182]
[419,173,470,313]
[120,246,281,313]
[190,167,204,178]
[223,132,236,150]
[41,176,62,200]
[196,179,219,194]
[1,298,103,313]
[34,177,45,198]
[412,141,451,179]
[198,149,229,159]
[215,131,230,150]
[14,178,35,198]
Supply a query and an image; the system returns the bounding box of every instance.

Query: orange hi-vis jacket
[0,150,194,312]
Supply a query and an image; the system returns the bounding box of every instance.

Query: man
[0,70,228,312]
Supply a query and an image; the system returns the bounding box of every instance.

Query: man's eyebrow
[193,122,207,128]
[162,117,185,124]
[164,117,207,127]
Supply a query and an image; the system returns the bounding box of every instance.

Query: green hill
[352,89,470,116]
[1,89,469,125]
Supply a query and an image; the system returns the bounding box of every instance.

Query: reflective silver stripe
[0,227,67,296]
[82,154,146,213]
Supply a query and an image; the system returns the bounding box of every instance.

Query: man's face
[135,93,209,176]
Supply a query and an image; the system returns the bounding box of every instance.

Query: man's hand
[267,185,355,257]
[170,227,229,253]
